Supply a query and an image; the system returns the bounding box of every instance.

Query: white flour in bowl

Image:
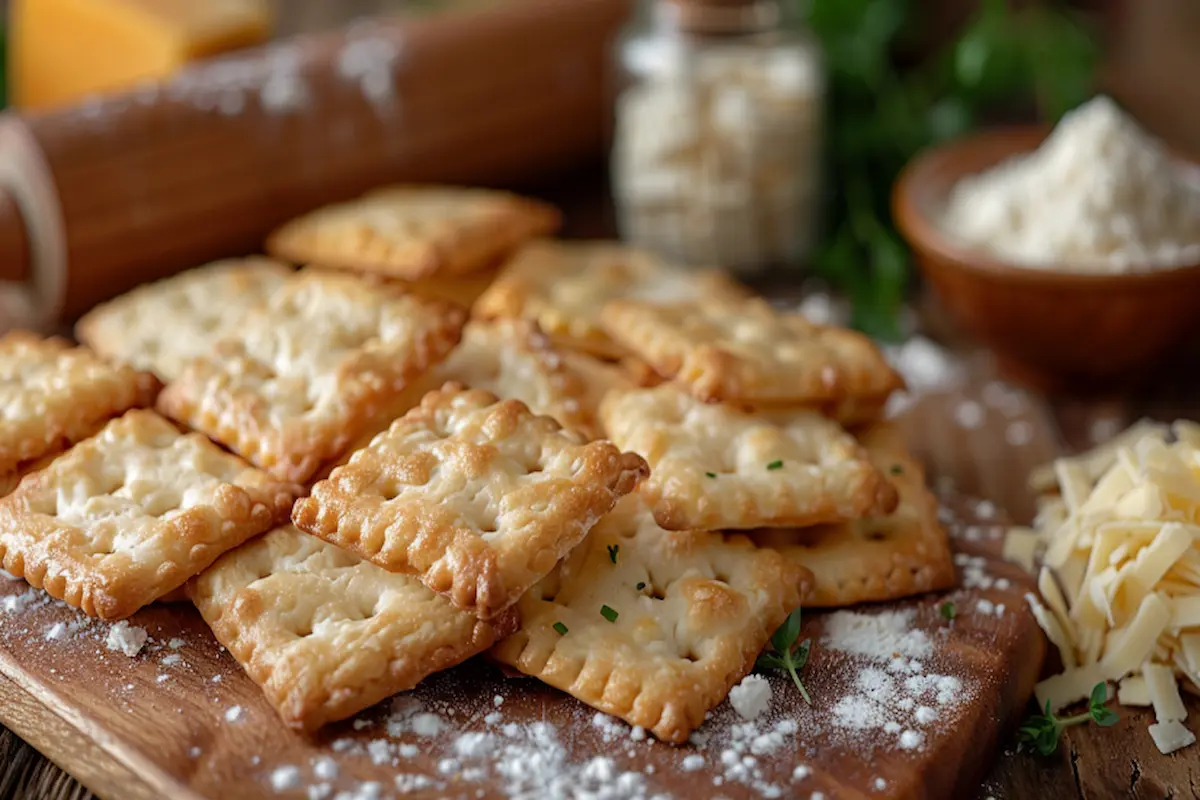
[942,95,1200,272]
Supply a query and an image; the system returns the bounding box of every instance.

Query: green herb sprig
[607,544,619,564]
[755,607,812,704]
[939,601,956,621]
[1018,682,1118,755]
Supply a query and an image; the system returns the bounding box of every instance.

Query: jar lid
[661,0,781,34]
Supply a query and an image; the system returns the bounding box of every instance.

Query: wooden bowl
[893,126,1200,391]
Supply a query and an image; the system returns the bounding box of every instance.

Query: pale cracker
[749,423,955,607]
[306,319,595,484]
[473,240,746,359]
[156,269,465,484]
[491,495,811,743]
[600,297,903,405]
[0,410,298,620]
[75,257,292,381]
[292,384,649,619]
[265,185,560,280]
[191,525,516,731]
[0,331,159,478]
[600,384,898,531]
[557,351,652,440]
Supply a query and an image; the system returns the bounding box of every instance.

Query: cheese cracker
[293,384,648,619]
[0,331,158,480]
[156,269,465,484]
[473,240,746,359]
[191,526,516,731]
[491,496,811,743]
[265,185,560,280]
[601,385,897,531]
[749,424,955,607]
[75,257,292,381]
[0,410,298,620]
[600,297,902,406]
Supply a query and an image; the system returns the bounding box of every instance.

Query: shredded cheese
[1017,420,1200,752]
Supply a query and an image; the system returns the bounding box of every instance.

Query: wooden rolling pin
[0,0,630,331]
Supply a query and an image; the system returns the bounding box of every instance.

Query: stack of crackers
[0,185,955,744]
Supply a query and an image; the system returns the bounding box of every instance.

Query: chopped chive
[890,464,903,475]
[705,471,717,479]
[940,601,956,621]
[767,460,784,471]
[636,582,646,591]
[607,544,619,564]
[552,621,569,635]
[600,605,619,623]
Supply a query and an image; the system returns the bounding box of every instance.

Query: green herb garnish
[607,544,619,564]
[890,464,903,475]
[552,621,569,635]
[706,471,718,479]
[766,460,784,471]
[1018,682,1118,756]
[600,605,619,623]
[755,607,812,704]
[940,601,956,621]
[636,582,646,591]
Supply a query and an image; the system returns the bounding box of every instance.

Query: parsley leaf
[705,471,718,479]
[890,464,903,475]
[607,544,619,564]
[552,621,568,635]
[766,460,784,471]
[600,605,619,623]
[940,601,956,621]
[755,606,812,704]
[1018,682,1119,755]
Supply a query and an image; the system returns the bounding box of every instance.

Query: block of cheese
[10,0,274,109]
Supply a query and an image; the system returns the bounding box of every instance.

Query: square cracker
[491,495,811,743]
[599,297,903,406]
[0,410,298,620]
[473,240,746,359]
[292,384,649,620]
[0,331,159,479]
[190,525,517,731]
[75,257,292,381]
[600,385,898,531]
[156,269,465,484]
[748,424,955,607]
[306,319,596,485]
[265,185,560,281]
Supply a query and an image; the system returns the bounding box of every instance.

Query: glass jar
[610,0,824,278]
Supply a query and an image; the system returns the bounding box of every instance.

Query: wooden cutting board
[0,389,1048,800]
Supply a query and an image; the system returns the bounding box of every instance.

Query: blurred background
[2,0,1200,384]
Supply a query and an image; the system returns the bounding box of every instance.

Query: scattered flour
[269,765,301,792]
[882,336,964,416]
[105,621,148,657]
[821,609,932,661]
[225,706,244,724]
[728,674,772,720]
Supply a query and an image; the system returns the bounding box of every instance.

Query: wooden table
[4,174,1200,799]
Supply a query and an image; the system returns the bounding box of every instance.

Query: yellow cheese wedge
[10,0,274,109]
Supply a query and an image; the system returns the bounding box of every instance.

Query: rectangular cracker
[156,269,465,484]
[0,331,159,478]
[749,424,956,607]
[306,319,597,484]
[600,297,903,406]
[0,410,298,620]
[292,384,648,619]
[265,185,560,281]
[600,385,898,531]
[75,257,292,381]
[190,525,516,731]
[491,495,811,743]
[473,240,747,359]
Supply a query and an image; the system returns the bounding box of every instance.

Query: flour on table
[105,621,148,657]
[729,674,773,720]
[269,765,301,792]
